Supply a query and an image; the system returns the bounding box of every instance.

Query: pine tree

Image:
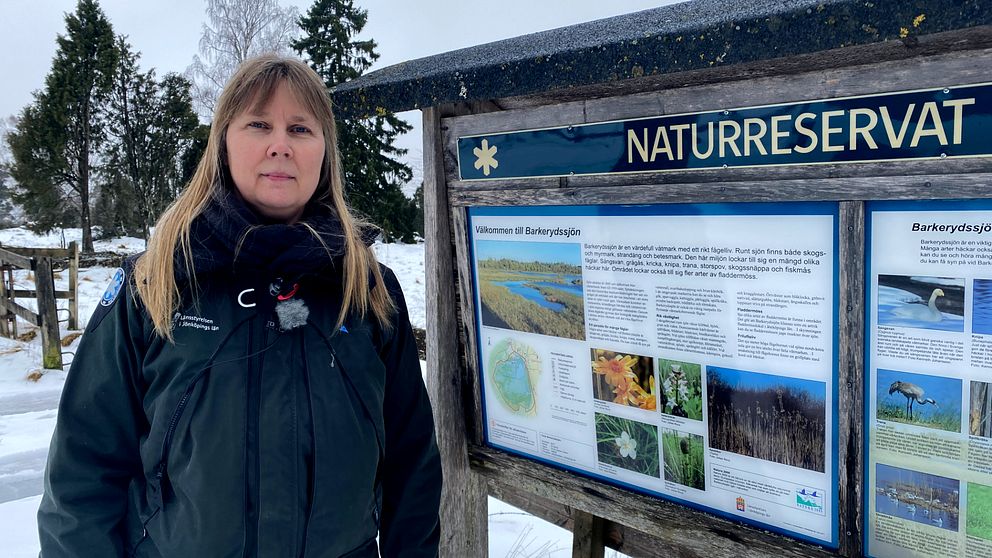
[293,0,417,243]
[7,0,117,251]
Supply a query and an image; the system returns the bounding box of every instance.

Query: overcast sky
[0,0,678,187]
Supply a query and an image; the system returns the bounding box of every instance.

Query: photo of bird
[888,381,939,420]
[876,275,964,332]
[891,288,945,322]
[876,369,961,433]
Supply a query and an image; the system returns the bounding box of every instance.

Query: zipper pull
[329,351,336,368]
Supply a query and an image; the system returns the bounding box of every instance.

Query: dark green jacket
[38,253,441,557]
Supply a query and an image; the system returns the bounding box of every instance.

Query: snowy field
[0,228,615,557]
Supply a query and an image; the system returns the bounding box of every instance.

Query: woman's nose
[268,134,292,158]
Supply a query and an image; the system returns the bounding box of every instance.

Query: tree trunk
[79,120,94,253]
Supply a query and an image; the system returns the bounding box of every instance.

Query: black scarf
[179,188,376,284]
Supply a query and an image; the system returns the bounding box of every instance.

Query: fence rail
[0,241,80,369]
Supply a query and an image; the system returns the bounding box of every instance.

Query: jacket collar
[178,188,377,284]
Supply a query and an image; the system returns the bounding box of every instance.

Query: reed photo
[876,368,961,433]
[476,240,585,340]
[595,413,660,478]
[875,463,959,532]
[657,358,703,420]
[877,274,964,332]
[707,367,826,472]
[661,429,705,490]
[590,348,655,410]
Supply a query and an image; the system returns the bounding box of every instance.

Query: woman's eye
[290,125,311,134]
[248,121,268,129]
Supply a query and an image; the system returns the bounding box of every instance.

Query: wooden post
[423,104,488,556]
[837,201,866,556]
[6,266,16,338]
[0,264,8,338]
[35,257,62,369]
[571,509,606,558]
[67,241,79,330]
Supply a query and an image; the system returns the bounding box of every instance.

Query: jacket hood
[178,188,378,283]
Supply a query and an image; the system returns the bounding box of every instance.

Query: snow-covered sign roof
[330,0,992,117]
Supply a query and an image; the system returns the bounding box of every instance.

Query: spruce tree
[7,0,117,251]
[293,0,417,242]
[104,37,199,240]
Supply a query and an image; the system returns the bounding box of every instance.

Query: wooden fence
[0,242,80,369]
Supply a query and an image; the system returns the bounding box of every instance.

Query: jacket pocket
[129,507,160,558]
[340,537,379,558]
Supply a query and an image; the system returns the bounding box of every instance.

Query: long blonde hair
[135,54,393,340]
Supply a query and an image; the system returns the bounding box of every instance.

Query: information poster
[469,202,839,546]
[867,200,992,558]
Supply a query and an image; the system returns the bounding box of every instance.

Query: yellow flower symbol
[473,139,498,176]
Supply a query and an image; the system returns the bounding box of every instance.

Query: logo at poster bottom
[796,487,825,515]
[736,496,746,512]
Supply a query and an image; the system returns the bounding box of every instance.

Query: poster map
[469,202,839,546]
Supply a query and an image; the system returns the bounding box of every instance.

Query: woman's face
[225,82,325,223]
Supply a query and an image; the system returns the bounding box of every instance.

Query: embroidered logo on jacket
[172,312,220,332]
[100,268,126,307]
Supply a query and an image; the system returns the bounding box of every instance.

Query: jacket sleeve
[377,267,442,558]
[38,265,148,557]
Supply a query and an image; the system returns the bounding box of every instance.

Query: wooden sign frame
[423,43,992,558]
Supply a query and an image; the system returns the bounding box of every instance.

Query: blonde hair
[135,54,394,340]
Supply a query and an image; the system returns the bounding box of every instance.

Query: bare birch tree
[186,0,300,119]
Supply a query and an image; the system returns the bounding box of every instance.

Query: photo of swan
[877,275,964,332]
[875,368,962,432]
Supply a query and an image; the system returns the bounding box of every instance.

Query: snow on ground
[0,228,601,557]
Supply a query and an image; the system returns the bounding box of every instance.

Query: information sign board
[469,202,839,546]
[866,200,992,558]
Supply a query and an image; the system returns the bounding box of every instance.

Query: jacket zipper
[298,333,318,558]
[150,318,251,510]
[244,318,264,558]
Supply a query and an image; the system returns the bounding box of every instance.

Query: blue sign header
[458,83,992,180]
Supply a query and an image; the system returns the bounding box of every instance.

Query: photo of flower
[657,358,703,420]
[590,348,656,410]
[595,413,660,477]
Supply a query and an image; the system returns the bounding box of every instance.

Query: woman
[38,55,441,557]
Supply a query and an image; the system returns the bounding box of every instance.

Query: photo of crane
[876,274,964,332]
[875,369,962,432]
[875,463,959,532]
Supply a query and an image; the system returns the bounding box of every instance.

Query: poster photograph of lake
[475,240,585,340]
[875,463,960,532]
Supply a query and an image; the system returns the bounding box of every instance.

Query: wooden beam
[472,445,838,558]
[35,258,62,369]
[0,296,40,326]
[423,104,488,557]
[0,247,34,270]
[10,290,72,299]
[571,510,606,558]
[837,202,866,556]
[68,241,79,330]
[1,246,74,258]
